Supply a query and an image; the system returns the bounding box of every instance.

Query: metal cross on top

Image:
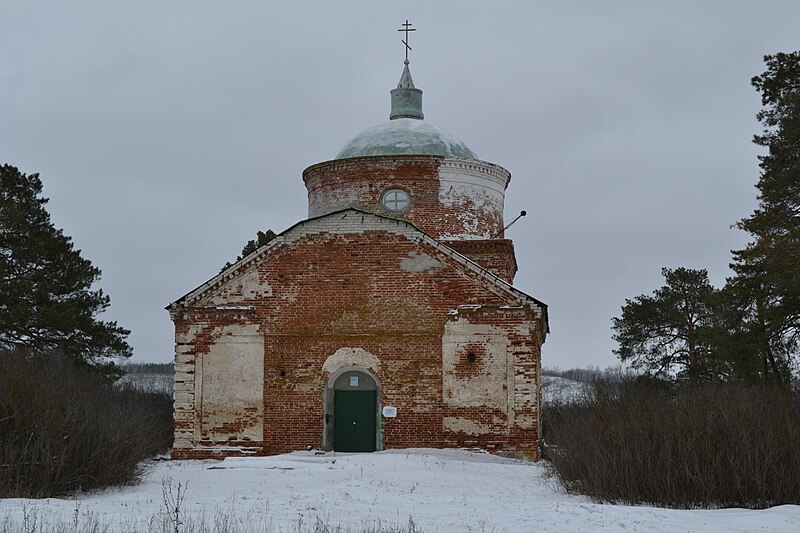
[398,19,416,62]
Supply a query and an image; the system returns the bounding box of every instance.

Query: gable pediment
[193,267,272,307]
[167,209,548,332]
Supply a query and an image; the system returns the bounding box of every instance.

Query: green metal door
[333,389,376,452]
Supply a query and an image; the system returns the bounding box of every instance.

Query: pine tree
[612,267,722,380]
[729,52,800,382]
[220,229,277,272]
[0,165,131,364]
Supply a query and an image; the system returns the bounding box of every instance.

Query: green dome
[335,118,477,160]
[335,61,477,160]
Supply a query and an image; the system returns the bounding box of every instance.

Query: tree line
[613,52,800,383]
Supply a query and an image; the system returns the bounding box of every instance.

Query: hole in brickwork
[279,369,286,377]
[454,344,486,377]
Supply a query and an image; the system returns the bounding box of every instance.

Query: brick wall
[303,155,511,240]
[170,211,544,460]
[444,239,518,283]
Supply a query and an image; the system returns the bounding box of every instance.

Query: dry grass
[0,503,424,533]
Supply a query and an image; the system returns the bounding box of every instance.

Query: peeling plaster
[438,161,507,239]
[400,251,442,273]
[322,347,381,376]
[442,322,510,413]
[515,413,536,429]
[443,416,491,435]
[197,324,264,442]
[176,324,204,345]
[200,268,272,306]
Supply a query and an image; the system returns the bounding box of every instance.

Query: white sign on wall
[382,406,398,418]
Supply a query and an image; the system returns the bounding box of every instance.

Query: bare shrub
[161,477,188,533]
[543,377,800,508]
[0,348,173,498]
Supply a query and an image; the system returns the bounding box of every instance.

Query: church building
[167,37,549,459]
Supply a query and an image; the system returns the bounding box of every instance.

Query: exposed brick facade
[303,155,511,240]
[444,239,518,283]
[169,156,547,461]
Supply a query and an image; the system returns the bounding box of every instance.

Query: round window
[381,189,410,212]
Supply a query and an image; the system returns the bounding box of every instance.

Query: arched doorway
[323,367,380,452]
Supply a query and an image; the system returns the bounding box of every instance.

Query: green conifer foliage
[0,165,131,363]
[730,52,800,381]
[220,229,277,273]
[612,267,721,380]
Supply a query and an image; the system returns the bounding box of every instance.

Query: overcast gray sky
[2,1,798,368]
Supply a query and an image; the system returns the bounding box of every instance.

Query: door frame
[322,366,382,452]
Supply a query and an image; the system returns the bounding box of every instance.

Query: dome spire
[390,20,424,120]
[397,59,415,89]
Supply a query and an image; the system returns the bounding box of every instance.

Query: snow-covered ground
[541,375,589,404]
[2,449,798,532]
